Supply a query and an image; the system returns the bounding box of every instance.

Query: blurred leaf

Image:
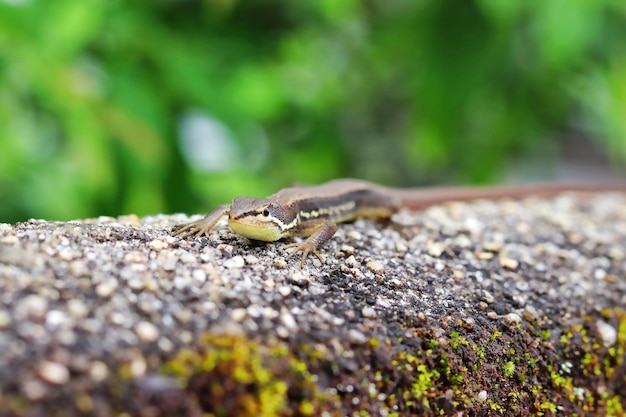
[0,0,625,223]
[532,0,602,70]
[572,58,626,162]
[476,0,526,26]
[227,65,284,120]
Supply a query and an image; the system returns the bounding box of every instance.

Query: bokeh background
[2,0,626,223]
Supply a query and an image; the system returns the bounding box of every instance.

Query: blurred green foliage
[1,0,626,222]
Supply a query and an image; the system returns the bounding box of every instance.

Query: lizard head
[227,197,289,242]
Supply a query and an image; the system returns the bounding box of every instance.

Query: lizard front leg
[284,220,338,268]
[172,204,231,238]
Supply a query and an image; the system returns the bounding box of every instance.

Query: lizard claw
[172,220,212,238]
[172,205,231,239]
[284,241,324,268]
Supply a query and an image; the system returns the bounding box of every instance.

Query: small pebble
[0,232,19,244]
[362,306,377,319]
[280,309,298,331]
[476,251,494,260]
[289,271,310,286]
[129,278,146,291]
[427,241,445,257]
[344,310,356,320]
[483,242,502,252]
[173,309,193,324]
[347,230,362,241]
[594,269,606,280]
[46,311,68,329]
[395,242,408,253]
[38,361,70,385]
[596,320,616,346]
[503,313,522,324]
[158,337,174,353]
[231,308,247,322]
[89,361,108,382]
[117,214,139,225]
[144,279,159,293]
[123,251,145,263]
[192,269,207,283]
[224,256,245,269]
[477,390,488,402]
[135,321,160,343]
[454,234,472,248]
[247,305,262,318]
[499,256,519,270]
[277,286,291,297]
[130,357,147,378]
[149,239,169,251]
[67,299,89,319]
[366,260,384,274]
[274,258,288,268]
[452,270,465,280]
[161,257,177,271]
[0,310,11,329]
[244,255,259,265]
[179,251,197,264]
[341,245,355,255]
[15,295,48,321]
[523,306,539,321]
[482,291,496,304]
[276,326,289,339]
[68,261,90,277]
[345,255,359,268]
[22,380,47,400]
[57,248,79,261]
[463,317,475,329]
[217,243,234,255]
[348,329,367,344]
[516,222,530,234]
[389,278,402,288]
[608,246,624,260]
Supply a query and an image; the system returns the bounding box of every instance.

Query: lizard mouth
[228,218,283,242]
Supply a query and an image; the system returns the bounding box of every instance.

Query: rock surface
[0,192,625,416]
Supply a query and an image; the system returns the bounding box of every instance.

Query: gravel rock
[38,361,70,385]
[1,192,625,416]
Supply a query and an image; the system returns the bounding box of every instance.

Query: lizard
[171,179,625,267]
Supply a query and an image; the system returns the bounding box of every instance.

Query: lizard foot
[172,219,213,238]
[171,204,231,240]
[284,241,324,268]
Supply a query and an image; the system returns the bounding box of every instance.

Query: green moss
[472,344,485,359]
[538,400,557,413]
[161,333,338,416]
[489,329,503,342]
[450,332,469,350]
[369,337,381,348]
[606,395,624,416]
[502,361,515,378]
[153,310,626,416]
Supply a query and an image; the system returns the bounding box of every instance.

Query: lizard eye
[262,208,270,217]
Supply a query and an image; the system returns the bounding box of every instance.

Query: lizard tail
[390,183,626,210]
